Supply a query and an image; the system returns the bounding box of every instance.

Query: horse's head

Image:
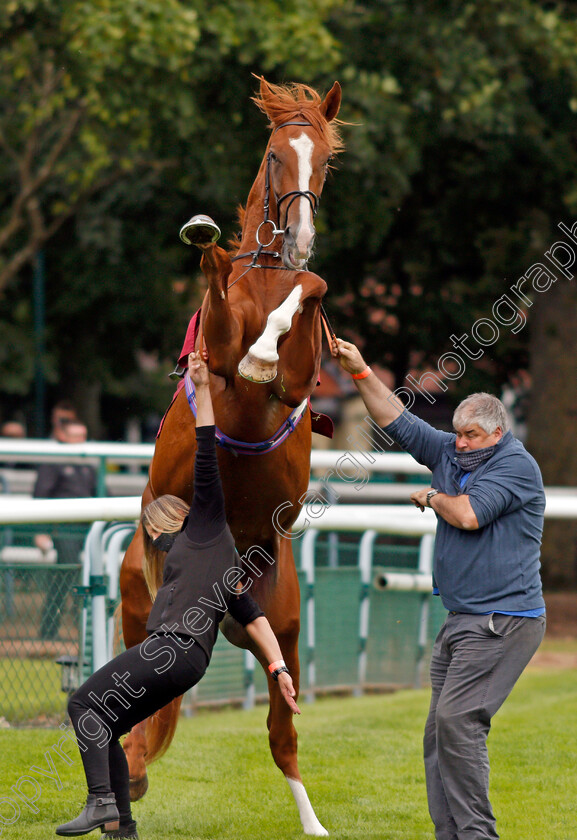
[254,78,343,270]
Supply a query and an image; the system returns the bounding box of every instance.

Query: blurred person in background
[50,400,79,441]
[0,419,28,475]
[33,421,97,640]
[0,420,27,439]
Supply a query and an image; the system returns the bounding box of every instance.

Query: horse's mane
[227,206,245,252]
[252,78,345,155]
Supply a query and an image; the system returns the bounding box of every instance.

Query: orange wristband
[268,659,286,674]
[352,367,372,380]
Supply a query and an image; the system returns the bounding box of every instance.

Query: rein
[184,372,308,456]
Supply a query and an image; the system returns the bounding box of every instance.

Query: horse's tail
[144,696,183,764]
[112,602,124,655]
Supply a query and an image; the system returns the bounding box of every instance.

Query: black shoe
[179,214,221,246]
[56,794,119,836]
[102,822,138,839]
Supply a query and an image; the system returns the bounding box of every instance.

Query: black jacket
[146,426,263,658]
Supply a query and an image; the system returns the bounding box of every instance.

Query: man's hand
[330,336,406,427]
[411,488,480,530]
[330,337,368,375]
[188,349,210,387]
[277,671,301,715]
[410,487,432,512]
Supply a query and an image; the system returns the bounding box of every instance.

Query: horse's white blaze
[247,284,303,363]
[286,777,329,836]
[289,133,315,256]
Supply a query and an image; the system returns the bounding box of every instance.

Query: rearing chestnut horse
[119,77,343,836]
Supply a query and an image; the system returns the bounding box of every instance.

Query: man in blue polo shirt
[332,337,546,840]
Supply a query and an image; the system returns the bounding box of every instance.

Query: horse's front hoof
[238,353,277,383]
[179,214,221,247]
[129,773,149,802]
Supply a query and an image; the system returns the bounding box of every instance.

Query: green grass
[1,665,576,839]
[536,636,577,655]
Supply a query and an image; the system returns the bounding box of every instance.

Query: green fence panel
[0,523,90,724]
[0,656,63,724]
[365,589,441,687]
[81,595,93,682]
[373,542,421,570]
[314,567,360,688]
[310,533,421,570]
[297,567,310,694]
[0,562,83,723]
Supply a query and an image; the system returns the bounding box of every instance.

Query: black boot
[102,822,138,839]
[56,794,119,836]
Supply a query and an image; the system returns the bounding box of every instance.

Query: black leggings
[68,634,208,825]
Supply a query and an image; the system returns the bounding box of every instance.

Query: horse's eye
[270,151,279,163]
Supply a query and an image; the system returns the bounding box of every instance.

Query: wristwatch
[426,489,439,507]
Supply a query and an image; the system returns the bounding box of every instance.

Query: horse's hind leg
[267,539,329,836]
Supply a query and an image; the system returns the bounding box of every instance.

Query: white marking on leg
[248,285,303,363]
[286,777,329,836]
[289,134,315,256]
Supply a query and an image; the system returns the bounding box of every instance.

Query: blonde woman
[56,351,299,839]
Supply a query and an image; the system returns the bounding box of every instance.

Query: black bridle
[266,120,321,235]
[231,121,323,278]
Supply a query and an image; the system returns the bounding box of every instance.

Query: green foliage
[3,0,577,436]
[0,0,343,433]
[0,300,40,395]
[320,0,577,398]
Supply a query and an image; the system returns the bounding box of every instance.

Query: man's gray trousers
[424,611,546,840]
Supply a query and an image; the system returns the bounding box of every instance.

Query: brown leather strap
[320,304,336,347]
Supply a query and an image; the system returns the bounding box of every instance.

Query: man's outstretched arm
[331,338,405,428]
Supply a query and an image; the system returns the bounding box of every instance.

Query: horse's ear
[320,81,341,123]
